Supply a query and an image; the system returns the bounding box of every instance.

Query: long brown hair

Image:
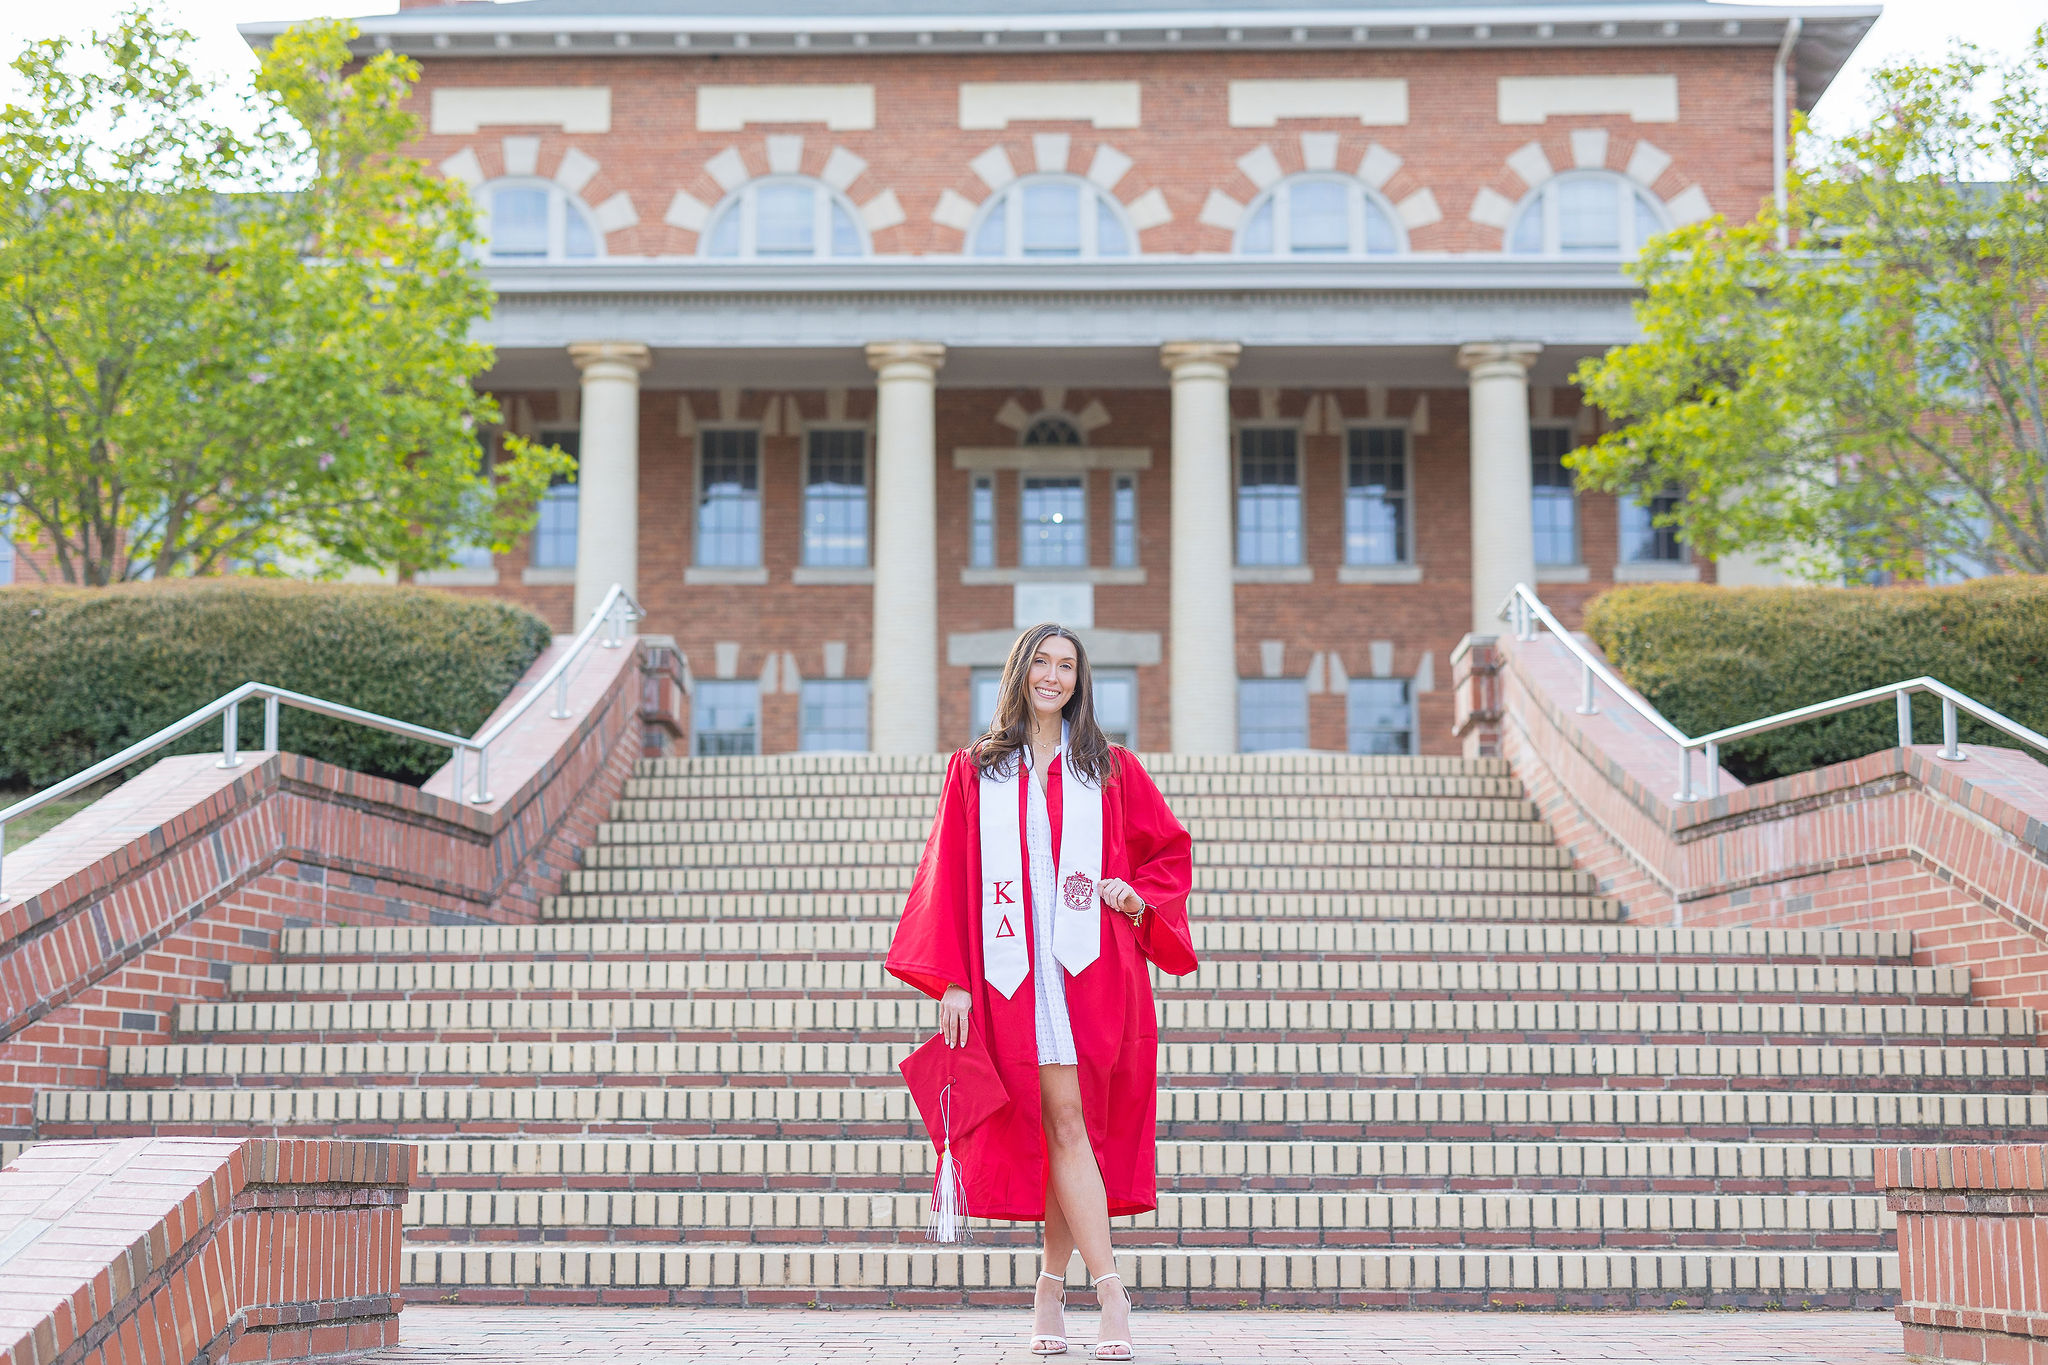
[971,622,1118,786]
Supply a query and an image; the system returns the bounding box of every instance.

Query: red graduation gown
[886,745,1196,1222]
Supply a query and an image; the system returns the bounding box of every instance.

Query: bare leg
[1034,1183,1073,1344]
[1039,1065,1131,1350]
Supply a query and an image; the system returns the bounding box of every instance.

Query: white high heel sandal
[1030,1270,1069,1356]
[1090,1271,1133,1361]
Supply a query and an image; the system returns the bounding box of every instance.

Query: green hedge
[0,582,552,788]
[1582,580,2048,785]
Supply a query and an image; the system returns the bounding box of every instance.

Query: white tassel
[926,1084,971,1244]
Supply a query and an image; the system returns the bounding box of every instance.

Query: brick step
[610,797,1543,823]
[394,1242,1895,1309]
[103,1040,2048,1092]
[635,752,1509,774]
[540,893,1624,924]
[574,843,1580,872]
[275,923,1913,964]
[172,999,2034,1044]
[401,1188,1894,1250]
[593,818,1560,846]
[557,867,1603,896]
[615,776,1530,804]
[38,1086,2048,1146]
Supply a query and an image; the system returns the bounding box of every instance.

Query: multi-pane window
[1021,476,1087,568]
[703,178,865,260]
[1022,414,1083,446]
[970,668,1003,738]
[1344,427,1409,565]
[1093,669,1136,747]
[971,177,1133,259]
[1239,678,1309,752]
[697,429,762,567]
[1508,172,1668,257]
[530,429,580,570]
[693,680,760,756]
[1237,428,1302,566]
[799,679,868,751]
[802,429,867,568]
[1619,489,1684,564]
[1348,678,1415,756]
[485,182,598,262]
[969,476,996,568]
[1112,474,1138,568]
[1530,427,1578,566]
[1238,175,1401,256]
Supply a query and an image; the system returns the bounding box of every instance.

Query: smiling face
[1026,633,1079,726]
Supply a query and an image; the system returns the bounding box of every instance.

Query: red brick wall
[1878,1145,2048,1365]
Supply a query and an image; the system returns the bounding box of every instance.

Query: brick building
[239,0,1878,757]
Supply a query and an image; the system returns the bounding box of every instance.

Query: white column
[1458,342,1541,637]
[866,341,946,754]
[567,341,651,625]
[1161,341,1242,754]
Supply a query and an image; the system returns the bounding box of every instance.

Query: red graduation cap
[899,1012,1010,1244]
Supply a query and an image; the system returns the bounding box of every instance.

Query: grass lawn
[0,785,116,848]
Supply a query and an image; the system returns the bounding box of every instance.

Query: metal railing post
[471,745,492,805]
[219,702,242,769]
[551,667,572,720]
[263,694,280,752]
[1705,742,1720,800]
[1896,690,1914,749]
[0,822,7,902]
[602,600,624,648]
[1577,660,1599,716]
[1674,746,1695,803]
[449,746,465,800]
[1939,697,1967,761]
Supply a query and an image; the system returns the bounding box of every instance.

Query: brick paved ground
[370,1308,1906,1363]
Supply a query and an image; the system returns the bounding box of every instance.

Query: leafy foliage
[1570,28,2048,582]
[0,582,551,786]
[1584,580,2048,783]
[0,10,571,584]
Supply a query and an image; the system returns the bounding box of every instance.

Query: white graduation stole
[977,736,1104,999]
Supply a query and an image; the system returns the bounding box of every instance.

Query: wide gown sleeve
[885,749,978,1000]
[1117,749,1198,977]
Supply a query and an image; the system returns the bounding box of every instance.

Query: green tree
[1570,28,2048,582]
[0,10,569,584]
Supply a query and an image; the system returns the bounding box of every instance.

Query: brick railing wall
[1878,1146,2048,1364]
[1457,631,2048,1009]
[0,637,687,1137]
[0,1137,413,1365]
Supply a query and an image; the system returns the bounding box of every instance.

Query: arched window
[1021,413,1083,447]
[1507,172,1668,257]
[1238,175,1402,256]
[702,177,866,259]
[970,176,1133,259]
[482,179,600,262]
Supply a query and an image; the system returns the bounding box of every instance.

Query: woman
[886,623,1196,1362]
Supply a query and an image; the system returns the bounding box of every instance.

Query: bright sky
[0,0,2041,135]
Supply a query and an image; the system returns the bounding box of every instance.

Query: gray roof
[241,1,1880,112]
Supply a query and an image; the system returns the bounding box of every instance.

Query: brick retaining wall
[1458,631,2048,1008]
[1878,1145,2048,1364]
[0,639,686,1137]
[0,1137,413,1365]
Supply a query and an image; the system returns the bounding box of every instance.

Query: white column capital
[1160,340,1243,379]
[865,341,947,378]
[1456,341,1542,381]
[568,341,652,383]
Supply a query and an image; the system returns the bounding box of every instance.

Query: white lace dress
[1023,743,1079,1066]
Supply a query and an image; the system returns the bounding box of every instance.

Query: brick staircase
[29,753,2048,1308]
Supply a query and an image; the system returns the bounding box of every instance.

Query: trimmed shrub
[1582,580,2048,785]
[0,581,552,788]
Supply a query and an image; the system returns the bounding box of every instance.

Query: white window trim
[1507,170,1669,259]
[1233,420,1307,569]
[967,173,1137,261]
[1091,666,1140,749]
[527,423,582,573]
[1111,471,1140,570]
[1019,469,1091,571]
[480,176,604,263]
[1235,173,1408,257]
[968,472,999,569]
[693,422,765,570]
[1530,423,1582,569]
[700,175,872,261]
[1340,420,1415,569]
[798,421,874,570]
[691,679,762,756]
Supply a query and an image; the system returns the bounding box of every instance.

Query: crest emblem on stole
[1061,871,1095,912]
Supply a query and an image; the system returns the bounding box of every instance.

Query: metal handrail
[1498,582,2048,804]
[0,583,642,903]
